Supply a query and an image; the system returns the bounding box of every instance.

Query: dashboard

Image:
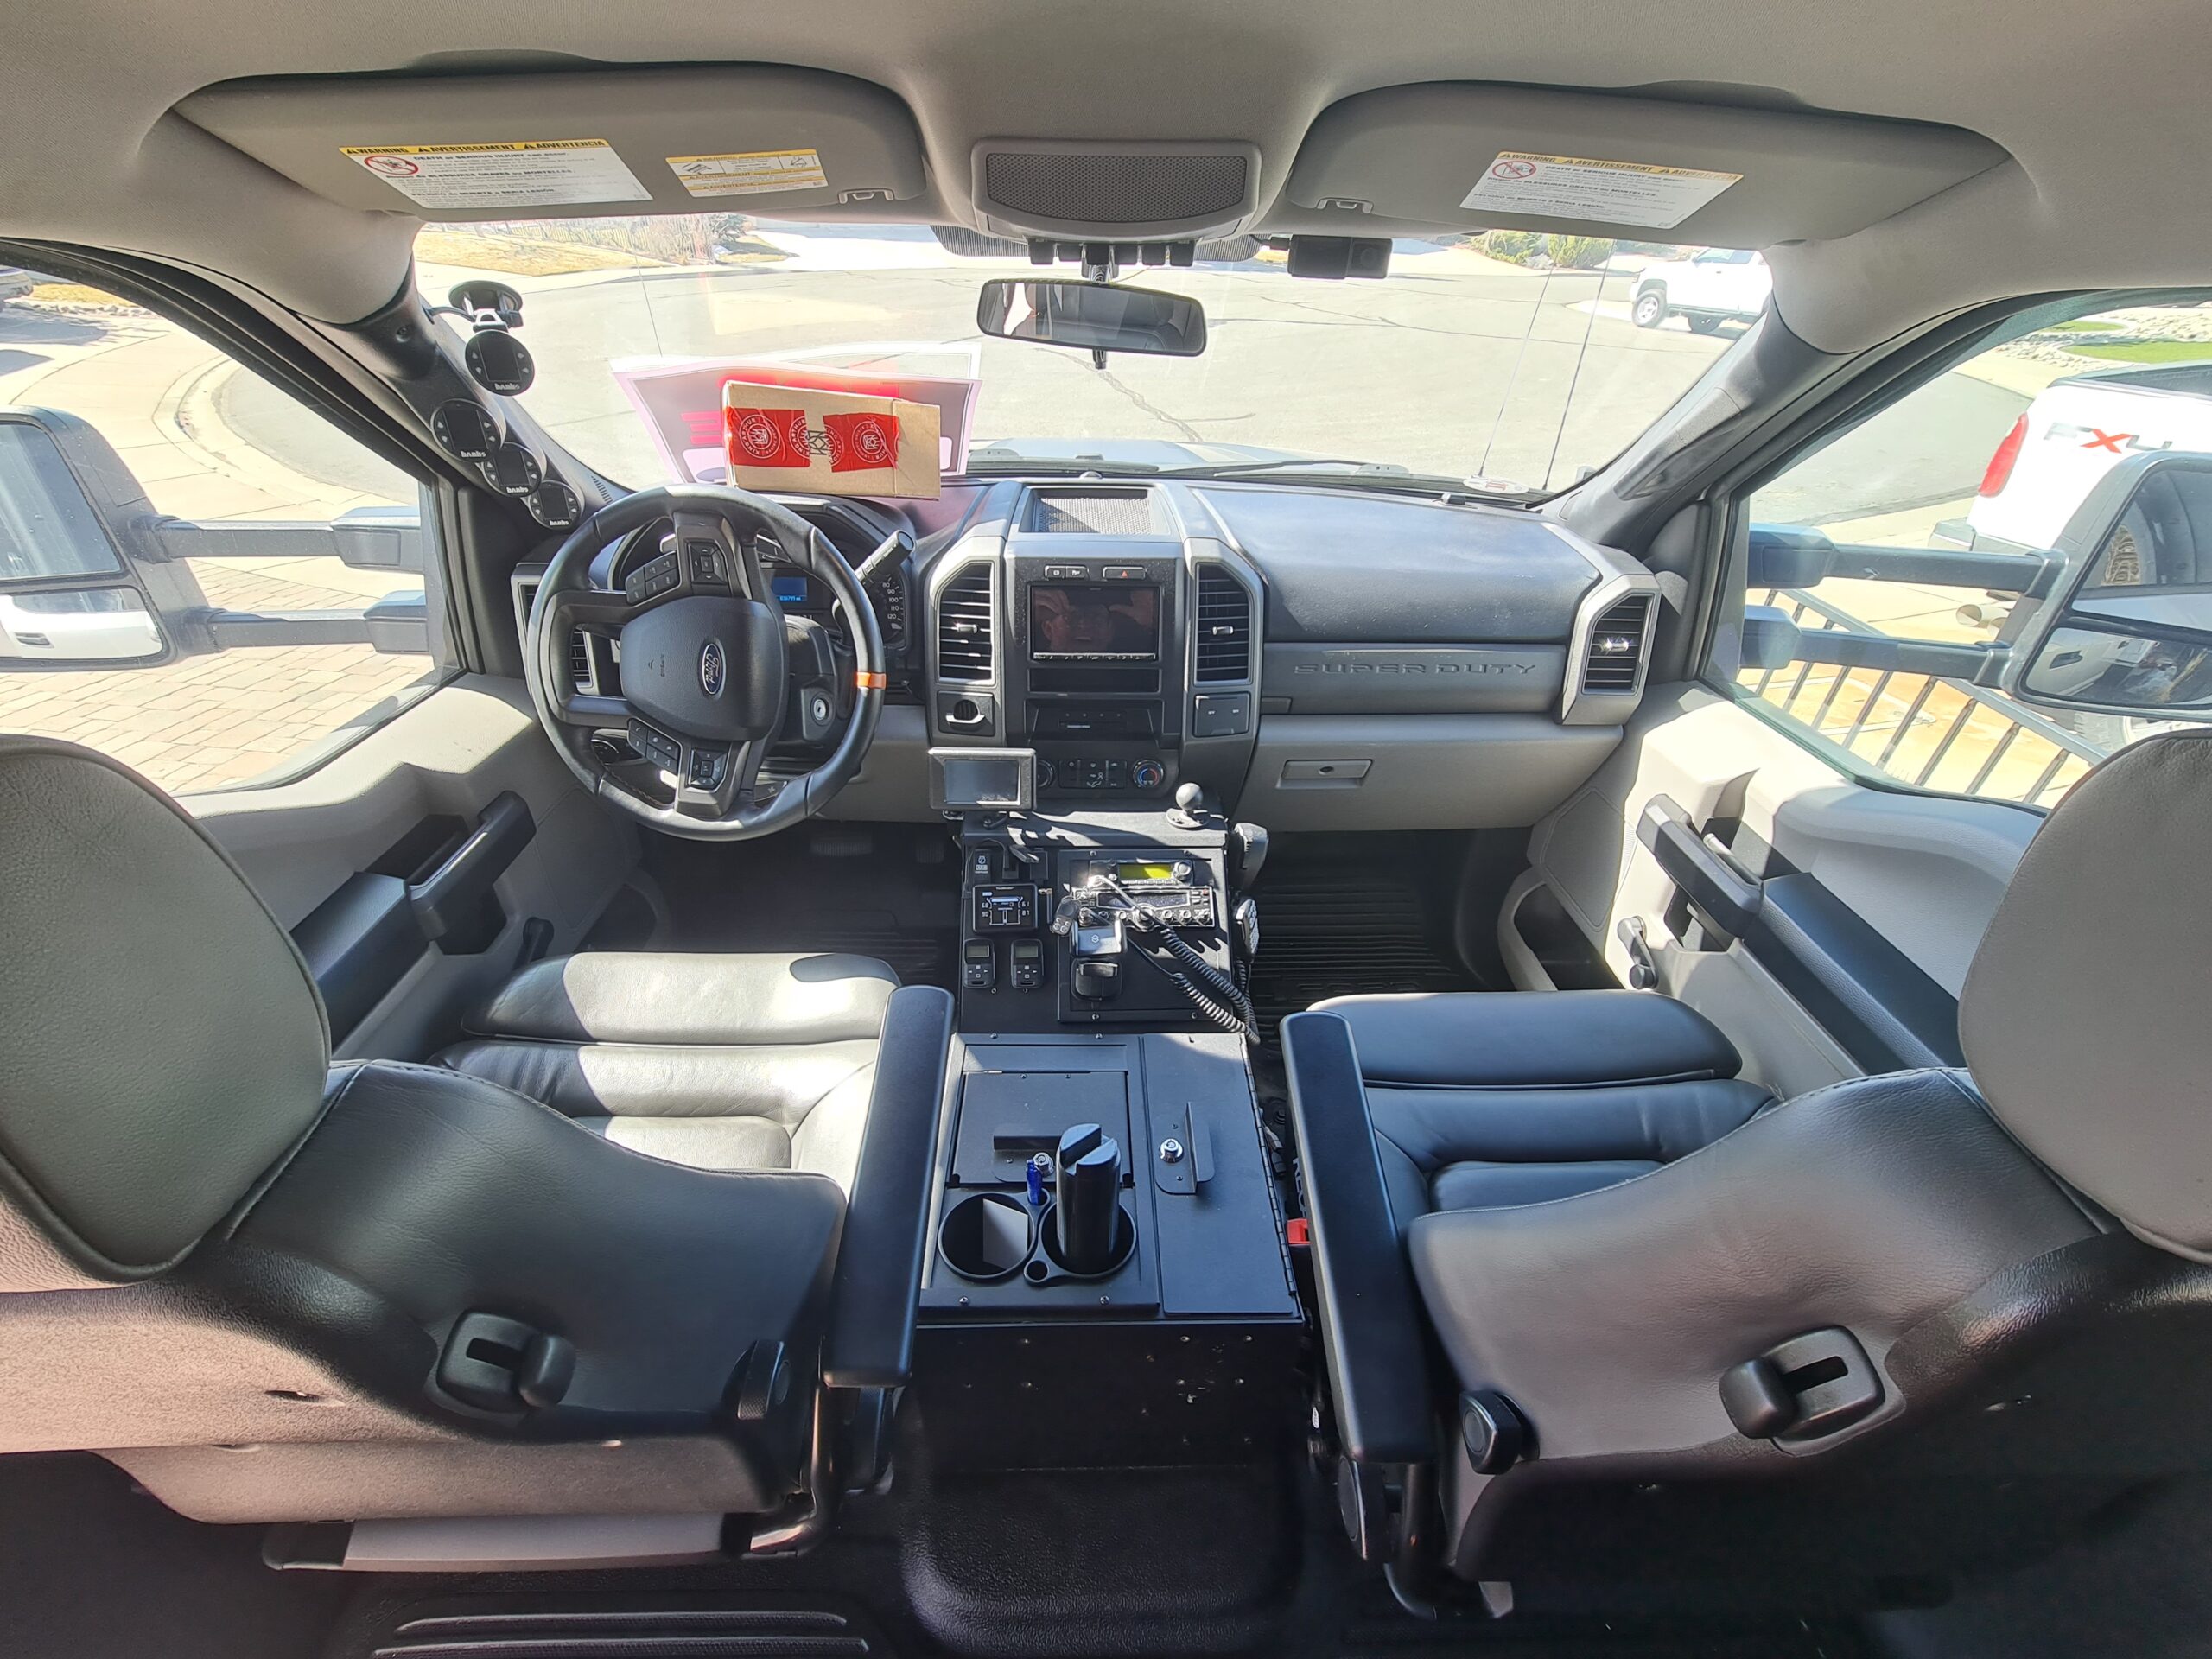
[531,477,1662,831]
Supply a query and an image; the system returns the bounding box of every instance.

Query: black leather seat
[1309,990,1772,1222]
[438,950,899,1184]
[1287,730,2212,1604]
[0,737,950,1534]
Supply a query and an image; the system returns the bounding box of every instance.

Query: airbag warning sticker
[341,140,651,210]
[666,149,830,198]
[1460,152,1741,230]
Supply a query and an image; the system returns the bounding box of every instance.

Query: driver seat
[437,951,900,1186]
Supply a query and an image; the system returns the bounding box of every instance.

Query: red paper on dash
[721,380,942,499]
[612,355,976,491]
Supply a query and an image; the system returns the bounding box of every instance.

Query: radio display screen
[1117,861,1176,881]
[1028,582,1159,660]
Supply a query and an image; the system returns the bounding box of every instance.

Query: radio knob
[1172,859,1194,881]
[1131,760,1166,791]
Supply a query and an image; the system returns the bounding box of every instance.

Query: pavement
[0,296,434,794]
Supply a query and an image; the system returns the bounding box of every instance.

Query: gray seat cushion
[437,951,898,1186]
[1313,990,1774,1220]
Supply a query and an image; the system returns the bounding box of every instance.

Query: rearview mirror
[976,280,1207,359]
[2010,453,2212,720]
[0,410,171,666]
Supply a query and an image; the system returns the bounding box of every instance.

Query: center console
[911,741,1296,1471]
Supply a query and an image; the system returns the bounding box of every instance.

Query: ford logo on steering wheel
[699,639,727,698]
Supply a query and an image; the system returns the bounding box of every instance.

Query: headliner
[2,0,2207,352]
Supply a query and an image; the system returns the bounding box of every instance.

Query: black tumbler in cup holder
[938,1192,1036,1281]
[1054,1123,1124,1277]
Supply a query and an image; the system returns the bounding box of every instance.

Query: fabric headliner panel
[2,0,2209,343]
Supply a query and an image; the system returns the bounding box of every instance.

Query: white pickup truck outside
[1956,363,2212,556]
[1630,249,1770,333]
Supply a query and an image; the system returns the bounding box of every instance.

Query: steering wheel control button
[685,540,727,585]
[624,550,681,604]
[687,747,728,789]
[628,721,683,773]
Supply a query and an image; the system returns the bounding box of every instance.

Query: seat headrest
[1961,730,2212,1261]
[0,740,327,1289]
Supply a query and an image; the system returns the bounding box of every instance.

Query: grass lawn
[2068,339,2212,364]
[2048,319,2121,334]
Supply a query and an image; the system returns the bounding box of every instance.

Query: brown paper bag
[722,380,942,499]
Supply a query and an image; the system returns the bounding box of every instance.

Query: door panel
[1524,683,2040,1096]
[190,676,635,1060]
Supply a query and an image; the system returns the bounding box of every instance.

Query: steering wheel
[524,484,885,841]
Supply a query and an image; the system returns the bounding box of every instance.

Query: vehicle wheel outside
[1631,289,1668,328]
[1686,315,1727,335]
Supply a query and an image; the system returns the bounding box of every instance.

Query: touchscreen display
[1028,582,1160,659]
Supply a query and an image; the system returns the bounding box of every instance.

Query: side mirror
[0,408,175,667]
[2007,453,2212,721]
[976,279,1207,359]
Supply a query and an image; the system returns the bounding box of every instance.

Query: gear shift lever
[1168,781,1206,830]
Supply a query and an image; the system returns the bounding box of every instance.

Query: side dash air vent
[936,565,995,682]
[1580,595,1652,693]
[1194,567,1253,682]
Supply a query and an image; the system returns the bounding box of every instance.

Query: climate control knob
[1036,758,1056,787]
[1131,760,1166,792]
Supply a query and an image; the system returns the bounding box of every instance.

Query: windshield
[417,218,1748,496]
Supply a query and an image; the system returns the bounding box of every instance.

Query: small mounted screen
[772,573,810,606]
[1118,861,1175,881]
[1028,582,1160,661]
[930,747,1037,813]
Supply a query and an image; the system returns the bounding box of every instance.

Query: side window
[1719,296,2212,808]
[0,264,446,796]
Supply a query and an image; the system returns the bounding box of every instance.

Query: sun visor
[1280,83,2007,247]
[177,67,928,221]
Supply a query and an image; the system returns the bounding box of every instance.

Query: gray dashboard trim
[1260,643,1562,714]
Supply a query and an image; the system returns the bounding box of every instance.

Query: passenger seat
[1310,989,1772,1224]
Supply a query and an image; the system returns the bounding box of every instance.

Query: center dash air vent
[1580,595,1652,692]
[569,631,596,694]
[1194,566,1253,682]
[936,565,995,682]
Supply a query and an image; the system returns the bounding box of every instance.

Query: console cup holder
[1030,1200,1137,1282]
[938,1192,1036,1281]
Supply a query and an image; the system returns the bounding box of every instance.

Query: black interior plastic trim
[408,791,534,944]
[823,983,955,1390]
[1281,1010,1433,1465]
[292,872,422,1043]
[1639,795,1962,1071]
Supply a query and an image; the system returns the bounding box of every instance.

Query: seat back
[1375,732,2212,1601]
[0,741,845,1524]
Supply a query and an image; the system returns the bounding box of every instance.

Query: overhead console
[1276,82,2007,247]
[178,66,928,221]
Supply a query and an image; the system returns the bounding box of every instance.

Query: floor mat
[1247,835,1491,1038]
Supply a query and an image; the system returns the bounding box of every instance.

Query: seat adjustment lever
[1720,1326,1883,1442]
[437,1311,575,1413]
